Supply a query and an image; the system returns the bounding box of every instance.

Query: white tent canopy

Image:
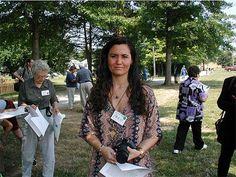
[67,59,88,69]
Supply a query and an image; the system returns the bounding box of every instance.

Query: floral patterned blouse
[79,85,162,177]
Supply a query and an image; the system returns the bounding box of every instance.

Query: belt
[80,80,91,83]
[39,106,50,110]
[39,106,52,117]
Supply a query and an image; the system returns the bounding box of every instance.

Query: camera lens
[114,139,134,164]
[116,147,129,163]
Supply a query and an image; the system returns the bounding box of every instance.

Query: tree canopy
[0,1,235,84]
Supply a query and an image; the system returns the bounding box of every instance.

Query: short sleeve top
[18,78,58,109]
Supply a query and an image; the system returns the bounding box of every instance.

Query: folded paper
[53,112,65,142]
[24,107,49,137]
[100,162,152,177]
[0,106,27,120]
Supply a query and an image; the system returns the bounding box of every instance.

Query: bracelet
[99,144,104,152]
[137,147,145,159]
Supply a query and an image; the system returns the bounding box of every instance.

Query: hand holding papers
[53,112,65,142]
[100,162,152,177]
[201,84,210,93]
[0,106,28,120]
[196,83,209,93]
[24,107,49,137]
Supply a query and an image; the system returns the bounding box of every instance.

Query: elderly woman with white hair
[18,60,59,177]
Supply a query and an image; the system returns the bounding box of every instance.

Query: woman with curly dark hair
[79,36,162,177]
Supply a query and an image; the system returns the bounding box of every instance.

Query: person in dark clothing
[217,76,236,177]
[13,58,34,93]
[65,65,77,110]
[13,58,34,82]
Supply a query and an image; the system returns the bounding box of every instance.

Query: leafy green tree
[217,50,234,66]
[0,1,80,72]
[0,1,235,77]
[76,1,140,71]
[137,1,234,85]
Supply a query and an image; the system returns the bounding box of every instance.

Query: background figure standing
[76,63,93,111]
[79,37,162,177]
[65,66,77,110]
[217,76,236,177]
[13,58,34,86]
[18,60,59,177]
[143,68,149,81]
[174,66,179,84]
[173,65,208,154]
[180,65,187,81]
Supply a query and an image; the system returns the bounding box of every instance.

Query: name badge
[41,90,50,96]
[111,111,128,126]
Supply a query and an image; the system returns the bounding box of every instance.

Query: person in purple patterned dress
[79,37,162,177]
[173,65,208,154]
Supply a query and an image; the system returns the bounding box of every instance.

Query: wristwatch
[137,147,145,159]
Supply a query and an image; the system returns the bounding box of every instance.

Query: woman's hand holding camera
[100,145,117,164]
[127,147,145,162]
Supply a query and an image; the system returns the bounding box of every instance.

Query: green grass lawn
[1,69,236,177]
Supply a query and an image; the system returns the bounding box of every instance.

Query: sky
[224,0,236,15]
[224,0,236,48]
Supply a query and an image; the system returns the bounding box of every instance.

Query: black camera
[114,138,136,164]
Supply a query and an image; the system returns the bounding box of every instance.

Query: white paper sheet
[53,112,65,142]
[100,162,152,177]
[201,84,210,93]
[0,105,27,120]
[24,107,49,137]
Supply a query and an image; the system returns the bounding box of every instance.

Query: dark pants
[174,121,204,150]
[218,144,235,177]
[0,148,4,173]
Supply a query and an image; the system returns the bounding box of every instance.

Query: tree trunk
[164,9,172,85]
[202,60,205,71]
[165,41,172,85]
[31,4,40,60]
[83,20,93,71]
[88,23,93,71]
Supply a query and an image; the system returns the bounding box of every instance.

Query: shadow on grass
[153,126,236,177]
[148,78,224,90]
[201,80,224,89]
[54,84,66,92]
[159,105,177,118]
[151,83,179,90]
[2,116,236,177]
[153,130,221,177]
